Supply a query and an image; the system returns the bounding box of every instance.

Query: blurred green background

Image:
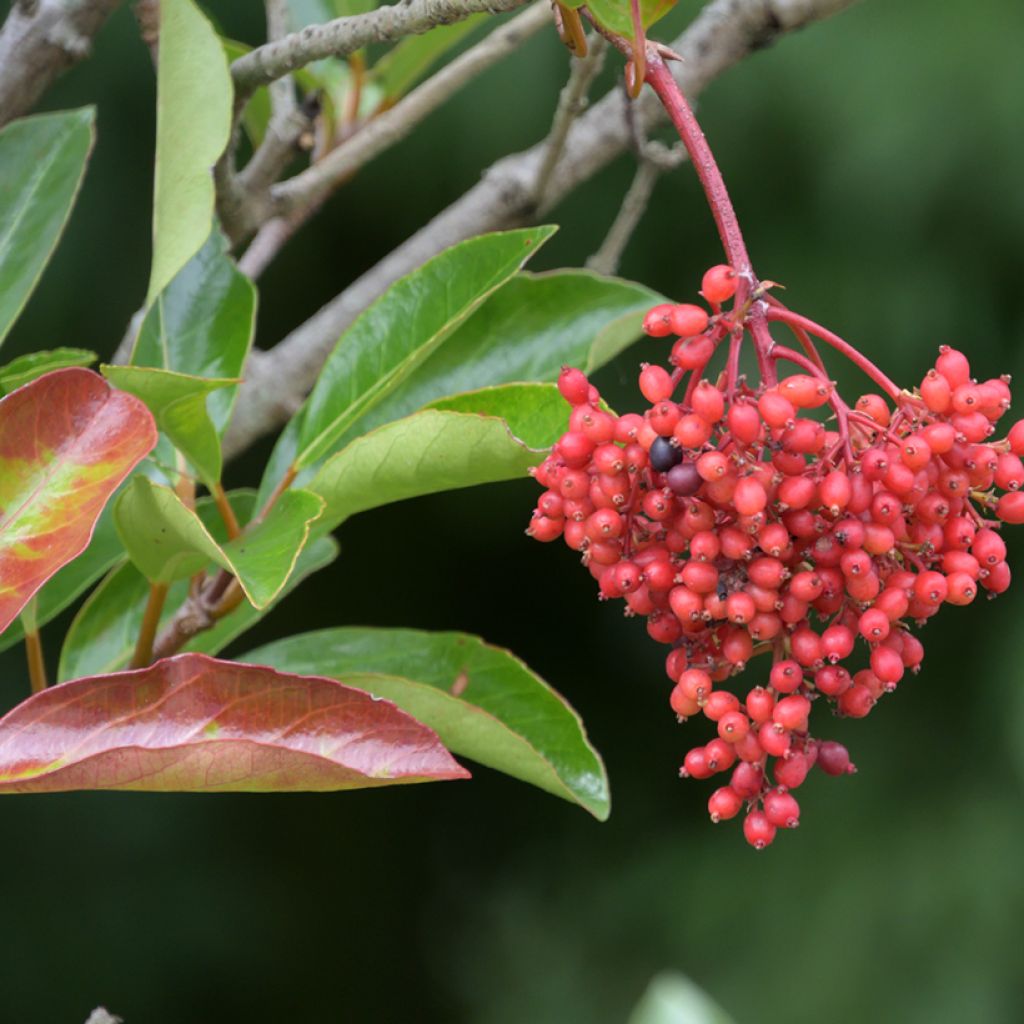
[2,0,1023,1021]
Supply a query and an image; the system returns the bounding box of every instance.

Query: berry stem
[642,54,753,295]
[765,307,902,401]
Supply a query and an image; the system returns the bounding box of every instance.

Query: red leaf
[0,654,469,791]
[0,367,157,633]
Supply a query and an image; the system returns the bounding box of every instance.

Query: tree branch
[0,0,122,128]
[231,0,533,100]
[270,2,550,220]
[533,34,607,208]
[222,0,861,459]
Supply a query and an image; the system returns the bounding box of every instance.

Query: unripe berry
[692,381,725,423]
[639,364,674,404]
[681,746,712,779]
[763,787,801,828]
[774,752,811,789]
[701,264,736,304]
[769,659,804,694]
[997,491,1024,524]
[669,683,700,719]
[669,303,710,337]
[773,694,811,732]
[743,810,777,850]
[557,367,590,405]
[704,690,741,722]
[718,710,750,744]
[642,303,674,337]
[708,786,743,822]
[727,402,761,444]
[730,761,763,798]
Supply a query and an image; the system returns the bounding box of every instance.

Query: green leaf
[258,227,556,502]
[0,108,94,347]
[149,0,233,303]
[0,368,157,636]
[628,973,736,1024]
[245,627,608,818]
[59,491,337,679]
[337,270,663,443]
[310,383,565,531]
[102,365,236,487]
[0,348,96,394]
[0,503,124,654]
[0,653,468,792]
[132,230,256,434]
[114,476,323,608]
[369,16,485,100]
[561,0,676,34]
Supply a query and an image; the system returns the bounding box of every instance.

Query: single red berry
[707,786,743,822]
[743,810,777,850]
[557,367,591,405]
[763,787,801,828]
[669,303,710,337]
[701,264,736,304]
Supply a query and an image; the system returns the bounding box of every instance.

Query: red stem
[642,55,754,297]
[769,344,854,461]
[765,308,902,401]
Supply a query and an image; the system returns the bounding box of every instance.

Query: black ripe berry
[649,435,682,472]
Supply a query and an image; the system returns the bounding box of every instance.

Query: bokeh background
[2,0,1023,1021]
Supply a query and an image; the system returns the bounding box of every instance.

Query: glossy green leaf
[0,348,96,393]
[149,0,233,303]
[0,503,124,654]
[339,270,663,443]
[310,384,564,531]
[102,365,236,487]
[0,368,157,636]
[628,973,736,1024]
[133,230,256,434]
[0,653,467,792]
[114,475,323,608]
[561,0,676,34]
[369,16,485,100]
[0,108,94,346]
[259,227,556,501]
[245,627,609,818]
[59,491,337,680]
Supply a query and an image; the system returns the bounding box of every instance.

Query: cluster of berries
[527,263,1024,849]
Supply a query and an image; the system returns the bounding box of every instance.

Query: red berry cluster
[527,263,1024,849]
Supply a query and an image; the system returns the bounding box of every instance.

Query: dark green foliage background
[1,0,1023,1020]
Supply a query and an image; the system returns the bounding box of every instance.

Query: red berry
[701,264,737,304]
[743,810,777,850]
[763,787,801,828]
[669,303,710,337]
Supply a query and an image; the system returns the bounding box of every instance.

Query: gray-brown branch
[0,0,122,127]
[231,0,533,99]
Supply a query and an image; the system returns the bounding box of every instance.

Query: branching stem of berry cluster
[591,23,910,435]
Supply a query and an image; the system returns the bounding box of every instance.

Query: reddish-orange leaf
[0,654,469,792]
[0,367,157,634]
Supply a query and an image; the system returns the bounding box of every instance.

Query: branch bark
[223,0,860,459]
[231,0,533,99]
[0,0,122,127]
[271,2,550,220]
